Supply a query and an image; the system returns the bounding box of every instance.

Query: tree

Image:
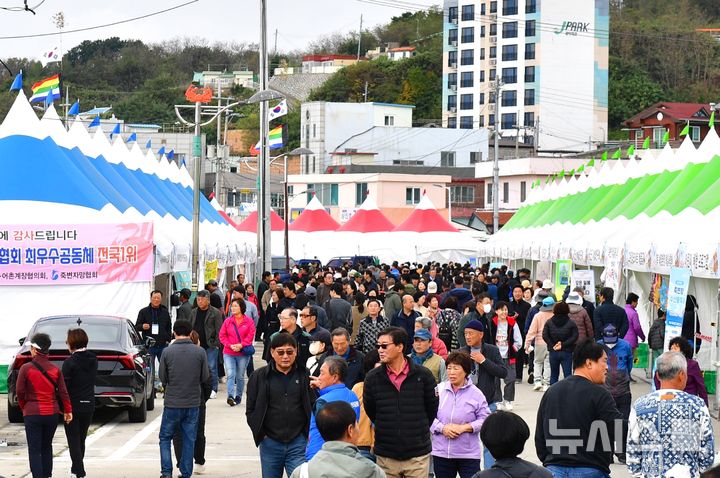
[608,56,663,127]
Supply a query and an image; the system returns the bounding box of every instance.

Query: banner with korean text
[0,223,153,285]
[663,267,691,351]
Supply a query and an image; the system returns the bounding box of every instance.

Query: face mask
[309,342,323,356]
[606,342,617,349]
[483,304,492,314]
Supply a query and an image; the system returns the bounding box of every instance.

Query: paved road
[0,357,716,477]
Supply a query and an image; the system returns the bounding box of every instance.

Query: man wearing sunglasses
[364,326,439,478]
[246,332,317,478]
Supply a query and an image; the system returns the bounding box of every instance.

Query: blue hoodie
[306,383,360,460]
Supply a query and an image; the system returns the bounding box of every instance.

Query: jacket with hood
[648,318,665,351]
[623,304,645,349]
[599,339,632,398]
[445,287,474,312]
[525,310,553,348]
[290,441,386,478]
[542,314,578,353]
[682,295,701,351]
[568,303,594,344]
[472,458,553,478]
[62,350,98,414]
[430,378,490,459]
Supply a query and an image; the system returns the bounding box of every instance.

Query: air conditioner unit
[449,106,457,113]
[490,59,497,66]
[450,62,457,68]
[450,84,457,92]
[490,36,497,44]
[450,40,458,47]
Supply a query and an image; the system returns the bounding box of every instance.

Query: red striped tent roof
[337,196,395,232]
[393,194,458,232]
[288,196,340,232]
[237,210,286,232]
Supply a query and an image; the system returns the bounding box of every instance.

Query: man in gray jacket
[159,320,210,478]
[186,290,224,397]
[290,401,385,478]
[325,283,353,334]
[176,288,193,322]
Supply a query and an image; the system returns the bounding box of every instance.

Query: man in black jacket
[364,326,438,478]
[135,290,172,388]
[312,328,365,388]
[456,319,508,470]
[246,333,316,478]
[593,287,629,340]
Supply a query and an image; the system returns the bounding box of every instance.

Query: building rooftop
[269,73,333,102]
[302,54,359,62]
[389,46,416,52]
[323,164,477,178]
[624,102,710,125]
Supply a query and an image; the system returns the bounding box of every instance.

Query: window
[313,124,316,138]
[501,113,517,130]
[406,187,421,205]
[448,95,457,110]
[461,49,474,65]
[478,115,485,127]
[501,67,517,83]
[448,72,457,88]
[479,92,485,104]
[481,3,486,15]
[487,183,493,204]
[502,44,517,61]
[524,111,535,127]
[479,70,485,82]
[328,184,340,206]
[524,66,535,82]
[461,4,474,20]
[448,6,458,22]
[470,151,482,163]
[489,91,496,104]
[524,89,535,105]
[384,115,394,126]
[691,126,701,142]
[448,117,457,128]
[490,46,497,59]
[490,1,497,13]
[525,20,536,36]
[520,181,527,202]
[502,22,518,38]
[490,69,496,81]
[452,186,475,203]
[460,116,473,129]
[490,23,497,36]
[460,94,473,110]
[355,183,368,206]
[307,184,315,203]
[461,27,474,43]
[653,127,666,147]
[461,71,474,88]
[503,0,518,15]
[448,29,458,44]
[271,193,284,210]
[448,51,457,67]
[502,182,509,203]
[441,151,457,166]
[489,114,495,126]
[308,183,338,206]
[501,90,517,107]
[480,48,485,60]
[525,43,535,60]
[481,25,486,38]
[526,0,537,13]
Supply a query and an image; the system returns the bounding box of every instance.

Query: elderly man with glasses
[267,308,312,371]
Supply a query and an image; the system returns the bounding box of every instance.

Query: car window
[126,321,142,346]
[34,319,121,346]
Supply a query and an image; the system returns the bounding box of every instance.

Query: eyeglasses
[376,343,393,349]
[274,349,296,356]
[299,313,313,318]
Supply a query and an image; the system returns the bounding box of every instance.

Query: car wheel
[146,388,155,411]
[7,399,23,423]
[128,394,147,423]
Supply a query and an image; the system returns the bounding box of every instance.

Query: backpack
[437,310,453,351]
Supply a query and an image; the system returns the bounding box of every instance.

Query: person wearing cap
[524,295,555,392]
[593,287,629,341]
[415,317,448,359]
[186,289,224,398]
[411,328,447,384]
[456,319,506,470]
[16,333,73,478]
[177,288,193,323]
[573,286,595,320]
[566,292,595,345]
[541,279,553,293]
[206,279,223,309]
[597,324,633,464]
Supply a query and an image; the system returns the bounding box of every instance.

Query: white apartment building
[442,0,609,152]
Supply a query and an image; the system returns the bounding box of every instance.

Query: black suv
[326,256,379,270]
[7,315,155,423]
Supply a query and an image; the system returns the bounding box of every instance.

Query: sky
[0,0,439,60]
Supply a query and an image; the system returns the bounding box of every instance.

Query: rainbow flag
[29,74,61,104]
[250,125,284,156]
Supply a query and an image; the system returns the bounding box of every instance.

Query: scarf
[410,348,434,366]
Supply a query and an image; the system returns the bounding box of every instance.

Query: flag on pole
[710,111,715,128]
[110,123,120,139]
[577,164,585,173]
[29,74,61,104]
[39,46,61,67]
[642,136,650,149]
[587,158,595,167]
[68,100,80,116]
[88,116,100,128]
[611,148,621,159]
[680,123,690,136]
[44,92,54,108]
[127,132,137,142]
[250,125,284,156]
[662,130,670,144]
[601,151,608,161]
[158,146,166,156]
[146,139,152,149]
[627,145,635,157]
[9,71,22,92]
[167,150,174,160]
[268,99,287,121]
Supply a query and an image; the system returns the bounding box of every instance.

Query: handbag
[231,320,255,356]
[32,361,64,413]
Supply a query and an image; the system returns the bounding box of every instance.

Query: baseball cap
[427,282,438,294]
[207,279,218,286]
[304,285,317,298]
[29,333,51,354]
[602,324,619,344]
[414,329,432,341]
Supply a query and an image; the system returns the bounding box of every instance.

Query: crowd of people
[12,260,718,478]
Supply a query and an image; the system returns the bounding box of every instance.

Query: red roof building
[624,102,718,147]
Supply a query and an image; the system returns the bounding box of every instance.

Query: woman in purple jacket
[654,336,708,406]
[430,351,491,478]
[623,293,646,351]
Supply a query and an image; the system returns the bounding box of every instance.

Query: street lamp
[433,183,452,223]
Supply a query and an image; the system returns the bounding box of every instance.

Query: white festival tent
[0,92,254,370]
[480,131,720,371]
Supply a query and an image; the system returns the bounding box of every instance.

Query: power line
[0,0,45,13]
[0,0,198,40]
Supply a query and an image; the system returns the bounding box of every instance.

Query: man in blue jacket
[306,356,360,460]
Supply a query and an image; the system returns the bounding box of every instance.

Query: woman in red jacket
[16,333,73,478]
[219,298,256,407]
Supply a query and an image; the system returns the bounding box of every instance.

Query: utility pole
[533,117,539,156]
[191,99,202,292]
[258,0,272,275]
[216,78,223,208]
[363,81,369,102]
[273,28,278,57]
[492,78,503,234]
[357,15,363,61]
